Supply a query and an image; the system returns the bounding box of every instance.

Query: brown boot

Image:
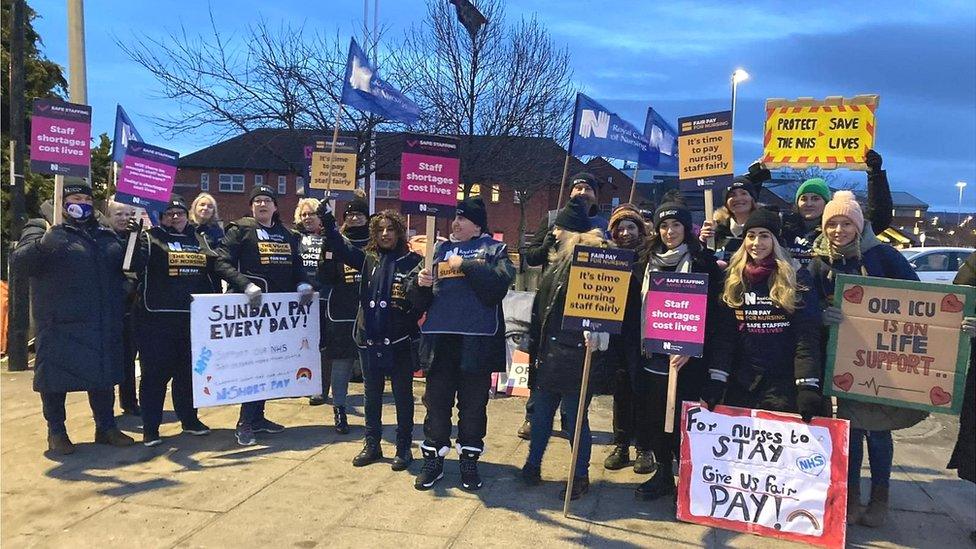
[846,483,864,525]
[94,428,135,447]
[47,432,76,455]
[859,483,889,528]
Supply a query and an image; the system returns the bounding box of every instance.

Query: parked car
[900,247,975,283]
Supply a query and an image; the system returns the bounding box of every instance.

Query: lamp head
[732,69,750,84]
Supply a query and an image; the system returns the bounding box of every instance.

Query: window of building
[513,191,522,204]
[287,177,299,196]
[218,174,245,193]
[278,175,287,194]
[255,174,264,186]
[200,173,210,191]
[914,209,922,218]
[457,183,481,200]
[490,184,500,203]
[376,179,400,199]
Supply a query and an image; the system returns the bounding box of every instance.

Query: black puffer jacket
[12,218,126,392]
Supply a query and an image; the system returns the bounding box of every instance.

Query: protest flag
[449,0,487,41]
[340,37,421,125]
[111,104,143,164]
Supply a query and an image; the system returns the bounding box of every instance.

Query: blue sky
[31,0,976,211]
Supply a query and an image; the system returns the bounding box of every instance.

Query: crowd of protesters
[10,150,976,533]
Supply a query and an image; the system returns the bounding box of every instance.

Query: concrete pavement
[1,369,974,548]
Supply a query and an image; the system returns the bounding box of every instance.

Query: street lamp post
[730,69,750,130]
[956,181,967,226]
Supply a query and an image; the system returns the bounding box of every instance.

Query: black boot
[415,445,445,490]
[635,467,675,501]
[334,406,350,434]
[352,438,383,467]
[392,441,413,472]
[604,445,631,470]
[458,447,483,491]
[633,448,655,475]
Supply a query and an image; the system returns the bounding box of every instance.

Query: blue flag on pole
[570,93,655,167]
[644,107,679,173]
[340,38,421,125]
[111,105,143,164]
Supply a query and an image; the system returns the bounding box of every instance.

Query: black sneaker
[517,420,531,440]
[235,424,256,446]
[521,463,542,486]
[559,476,590,501]
[308,394,327,406]
[253,418,285,434]
[47,432,75,455]
[392,446,413,471]
[352,439,383,467]
[182,419,211,436]
[414,446,444,490]
[604,445,631,470]
[334,406,350,435]
[635,469,675,501]
[143,430,162,447]
[458,448,483,491]
[633,449,655,475]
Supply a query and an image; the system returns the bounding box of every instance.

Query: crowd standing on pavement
[11,152,976,535]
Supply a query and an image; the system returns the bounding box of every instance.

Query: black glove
[796,386,822,423]
[700,379,726,411]
[124,217,142,235]
[746,161,771,184]
[865,149,882,173]
[316,201,337,233]
[542,231,557,250]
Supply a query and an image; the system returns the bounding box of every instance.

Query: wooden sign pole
[664,359,679,433]
[563,346,593,517]
[703,189,715,250]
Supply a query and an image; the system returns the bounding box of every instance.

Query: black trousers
[363,347,415,450]
[423,336,491,453]
[136,313,198,432]
[119,312,139,410]
[611,368,652,450]
[724,376,797,413]
[647,365,706,469]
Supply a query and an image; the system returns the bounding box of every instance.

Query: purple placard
[643,272,709,357]
[115,142,179,213]
[399,133,460,218]
[29,98,92,177]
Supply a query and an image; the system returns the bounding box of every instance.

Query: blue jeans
[849,428,893,487]
[41,390,116,434]
[527,388,592,478]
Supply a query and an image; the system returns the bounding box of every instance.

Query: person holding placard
[634,201,726,501]
[12,184,135,454]
[698,162,771,262]
[808,191,927,527]
[781,149,892,267]
[410,196,516,492]
[703,209,822,417]
[105,198,142,417]
[521,196,610,501]
[127,195,250,447]
[317,204,423,471]
[215,185,314,446]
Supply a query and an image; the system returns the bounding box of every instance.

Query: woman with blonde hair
[701,208,823,421]
[190,192,223,248]
[698,162,770,261]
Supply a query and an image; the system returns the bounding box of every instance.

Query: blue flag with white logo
[340,38,421,125]
[111,104,143,164]
[570,93,655,167]
[644,107,679,173]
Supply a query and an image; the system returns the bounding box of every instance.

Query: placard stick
[563,345,593,517]
[555,153,571,206]
[122,228,139,271]
[425,215,436,267]
[628,165,639,204]
[664,358,679,433]
[53,175,64,225]
[325,104,345,193]
[703,189,715,250]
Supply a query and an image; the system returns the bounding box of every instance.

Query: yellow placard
[763,95,878,170]
[564,265,629,321]
[311,151,357,191]
[677,128,733,180]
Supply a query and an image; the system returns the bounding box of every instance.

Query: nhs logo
[579,109,610,139]
[796,453,827,476]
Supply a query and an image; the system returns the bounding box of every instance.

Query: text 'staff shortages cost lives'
[30,98,92,178]
[399,133,461,218]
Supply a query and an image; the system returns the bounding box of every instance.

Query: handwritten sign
[678,110,732,191]
[191,292,321,407]
[29,98,92,177]
[825,274,974,414]
[399,133,460,218]
[644,272,709,357]
[561,245,634,334]
[678,402,849,549]
[763,95,878,170]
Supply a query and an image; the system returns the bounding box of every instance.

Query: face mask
[65,203,94,221]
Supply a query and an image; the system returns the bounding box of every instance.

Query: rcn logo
[579,109,610,139]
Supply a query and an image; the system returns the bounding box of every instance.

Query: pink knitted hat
[822,190,864,233]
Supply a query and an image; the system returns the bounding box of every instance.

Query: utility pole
[6,0,29,371]
[54,0,90,224]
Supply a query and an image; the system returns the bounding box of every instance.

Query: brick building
[175,129,642,247]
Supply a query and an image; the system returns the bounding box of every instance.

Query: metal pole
[57,0,90,225]
[730,76,738,132]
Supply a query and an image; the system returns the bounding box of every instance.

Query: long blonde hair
[189,192,220,226]
[722,235,802,313]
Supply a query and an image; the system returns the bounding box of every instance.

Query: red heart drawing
[941,294,964,313]
[833,372,854,392]
[930,386,951,406]
[843,285,864,305]
[206,376,212,382]
[203,387,211,395]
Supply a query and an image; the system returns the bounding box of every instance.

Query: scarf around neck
[730,217,745,238]
[812,232,860,262]
[744,255,777,286]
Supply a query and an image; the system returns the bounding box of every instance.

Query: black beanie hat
[570,172,602,193]
[743,208,782,236]
[653,202,693,233]
[456,195,488,232]
[724,176,757,203]
[165,194,189,213]
[249,184,277,205]
[344,195,370,218]
[63,183,93,199]
[554,195,593,232]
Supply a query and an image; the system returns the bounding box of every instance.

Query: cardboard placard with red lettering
[399,133,460,218]
[678,402,849,549]
[825,274,974,414]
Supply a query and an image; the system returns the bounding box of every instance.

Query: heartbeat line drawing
[858,378,925,396]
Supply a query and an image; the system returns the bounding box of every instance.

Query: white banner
[191,292,321,407]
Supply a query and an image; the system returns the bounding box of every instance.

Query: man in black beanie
[409,195,515,491]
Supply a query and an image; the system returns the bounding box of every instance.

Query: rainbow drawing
[296,367,313,381]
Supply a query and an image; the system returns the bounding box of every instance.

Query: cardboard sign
[644,272,709,357]
[190,292,321,407]
[678,402,849,549]
[29,98,92,177]
[762,95,878,170]
[825,274,974,414]
[399,133,461,218]
[678,110,732,191]
[307,136,358,200]
[497,290,535,397]
[561,245,634,334]
[115,143,179,213]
